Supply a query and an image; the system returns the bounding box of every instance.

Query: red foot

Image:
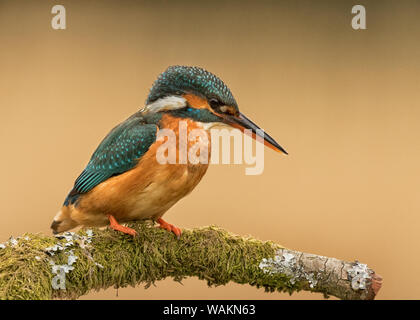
[157,218,182,238]
[108,215,137,237]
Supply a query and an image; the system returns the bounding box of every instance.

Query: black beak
[225,112,288,155]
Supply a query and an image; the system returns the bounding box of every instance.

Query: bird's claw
[157,218,182,238]
[107,214,138,237]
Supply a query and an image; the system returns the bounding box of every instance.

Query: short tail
[50,207,78,234]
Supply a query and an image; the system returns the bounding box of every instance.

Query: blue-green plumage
[64,113,159,206]
[169,107,221,123]
[147,66,238,111]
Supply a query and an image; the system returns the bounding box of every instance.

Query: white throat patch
[142,96,187,114]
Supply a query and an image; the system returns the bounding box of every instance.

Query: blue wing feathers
[64,116,157,206]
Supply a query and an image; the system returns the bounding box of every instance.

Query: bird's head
[144,65,287,154]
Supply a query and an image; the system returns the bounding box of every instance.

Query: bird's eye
[209,98,221,111]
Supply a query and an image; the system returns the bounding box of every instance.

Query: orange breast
[71,115,211,226]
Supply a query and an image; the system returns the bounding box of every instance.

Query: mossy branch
[0,222,382,300]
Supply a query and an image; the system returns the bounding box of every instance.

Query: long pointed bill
[226,112,288,155]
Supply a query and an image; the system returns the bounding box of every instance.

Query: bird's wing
[64,116,157,205]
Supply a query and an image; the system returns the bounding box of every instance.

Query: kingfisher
[51,66,287,238]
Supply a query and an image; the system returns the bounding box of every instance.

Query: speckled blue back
[146,66,238,109]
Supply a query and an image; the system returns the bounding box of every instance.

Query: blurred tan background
[0,0,419,299]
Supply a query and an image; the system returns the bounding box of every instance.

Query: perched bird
[51,66,287,237]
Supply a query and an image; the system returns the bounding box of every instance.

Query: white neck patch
[142,96,187,114]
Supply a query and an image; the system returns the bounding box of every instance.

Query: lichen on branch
[0,222,381,300]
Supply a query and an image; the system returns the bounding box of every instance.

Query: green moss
[0,234,57,299]
[0,222,300,300]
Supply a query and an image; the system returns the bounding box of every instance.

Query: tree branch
[0,222,382,300]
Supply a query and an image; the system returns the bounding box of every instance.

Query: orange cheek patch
[183,93,211,110]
